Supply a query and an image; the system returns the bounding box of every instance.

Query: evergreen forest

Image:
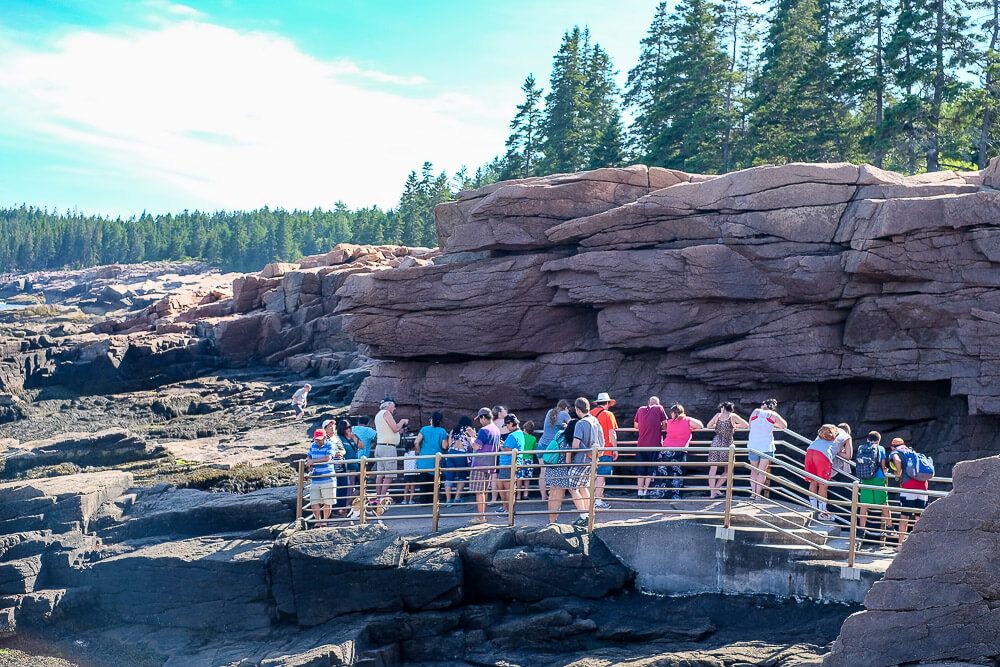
[4,0,998,273]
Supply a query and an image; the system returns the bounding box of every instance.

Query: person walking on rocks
[650,404,703,501]
[856,431,890,544]
[590,392,619,510]
[805,424,841,521]
[469,407,501,523]
[374,400,408,501]
[306,428,335,527]
[746,399,788,498]
[537,399,572,501]
[291,383,311,419]
[547,398,603,526]
[633,397,668,498]
[705,402,749,499]
[414,411,449,505]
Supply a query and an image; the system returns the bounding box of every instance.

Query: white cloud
[144,1,203,19]
[0,19,508,211]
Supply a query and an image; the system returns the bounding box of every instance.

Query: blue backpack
[855,442,881,480]
[901,450,935,482]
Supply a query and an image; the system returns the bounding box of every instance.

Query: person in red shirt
[633,397,668,497]
[888,437,929,546]
[590,392,619,509]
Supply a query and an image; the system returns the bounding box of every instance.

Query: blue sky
[0,0,662,216]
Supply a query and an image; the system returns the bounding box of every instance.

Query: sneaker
[494,506,507,515]
[595,500,611,510]
[572,516,589,527]
[818,512,835,521]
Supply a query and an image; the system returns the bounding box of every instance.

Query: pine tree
[539,27,592,173]
[839,0,893,166]
[745,0,852,164]
[976,0,1000,167]
[501,74,545,179]
[582,43,621,163]
[645,0,733,172]
[626,3,672,156]
[720,0,762,170]
[589,108,627,168]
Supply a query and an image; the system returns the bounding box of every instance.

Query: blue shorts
[597,454,614,476]
[498,466,511,480]
[747,450,772,464]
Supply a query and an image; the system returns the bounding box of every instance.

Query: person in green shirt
[518,420,538,500]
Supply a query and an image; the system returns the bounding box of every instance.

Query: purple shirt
[634,404,668,447]
[471,423,501,467]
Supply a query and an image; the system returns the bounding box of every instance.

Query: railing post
[432,453,443,532]
[723,444,736,530]
[848,480,860,568]
[296,459,305,525]
[507,455,518,526]
[358,457,369,527]
[587,445,600,533]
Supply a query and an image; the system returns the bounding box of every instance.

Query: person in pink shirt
[650,404,704,501]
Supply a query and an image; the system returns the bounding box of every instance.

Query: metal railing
[294,427,952,568]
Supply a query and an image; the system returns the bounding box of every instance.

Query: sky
[0,0,663,216]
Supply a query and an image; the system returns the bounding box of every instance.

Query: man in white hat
[590,392,619,510]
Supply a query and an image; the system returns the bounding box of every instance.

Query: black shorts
[900,495,927,517]
[635,449,660,476]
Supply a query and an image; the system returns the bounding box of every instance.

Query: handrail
[296,437,953,567]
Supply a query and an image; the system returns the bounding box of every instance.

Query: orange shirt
[590,406,619,457]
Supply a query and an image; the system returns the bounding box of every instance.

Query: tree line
[502,0,999,176]
[5,0,998,273]
[0,163,497,273]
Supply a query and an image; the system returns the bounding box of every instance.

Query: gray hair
[379,400,395,410]
[649,396,661,406]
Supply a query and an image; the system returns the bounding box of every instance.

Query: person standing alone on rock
[469,407,501,523]
[633,397,668,498]
[746,399,788,498]
[291,383,311,420]
[705,402,749,499]
[306,428,335,527]
[374,400,408,502]
[590,392,619,510]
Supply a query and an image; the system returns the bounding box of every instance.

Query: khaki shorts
[374,444,399,473]
[309,482,336,505]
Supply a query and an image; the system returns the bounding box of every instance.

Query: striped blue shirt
[308,442,334,481]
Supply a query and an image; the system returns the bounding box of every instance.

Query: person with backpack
[537,399,571,502]
[855,431,891,544]
[546,398,602,525]
[888,437,934,546]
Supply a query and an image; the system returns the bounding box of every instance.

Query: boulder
[270,524,463,626]
[825,455,1000,666]
[85,534,272,632]
[1,429,161,475]
[0,471,133,533]
[112,486,297,540]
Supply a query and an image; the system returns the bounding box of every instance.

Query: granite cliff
[339,159,1000,472]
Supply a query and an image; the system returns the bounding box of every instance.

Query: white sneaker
[595,500,611,509]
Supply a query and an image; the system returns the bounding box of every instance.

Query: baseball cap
[313,429,326,438]
[476,407,494,420]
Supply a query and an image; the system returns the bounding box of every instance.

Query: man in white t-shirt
[291,384,311,420]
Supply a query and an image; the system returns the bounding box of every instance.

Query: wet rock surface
[341,162,1000,473]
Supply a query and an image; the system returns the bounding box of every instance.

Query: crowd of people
[299,391,936,544]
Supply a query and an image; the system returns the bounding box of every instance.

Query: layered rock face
[340,160,1000,470]
[825,454,1000,666]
